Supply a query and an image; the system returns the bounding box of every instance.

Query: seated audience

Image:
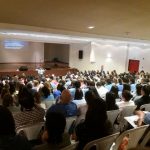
[40,86,54,101]
[135,110,150,126]
[47,89,77,117]
[13,87,45,128]
[0,105,31,150]
[33,111,71,150]
[132,84,142,102]
[2,93,20,113]
[106,92,119,111]
[75,90,112,150]
[134,85,150,110]
[96,81,108,99]
[117,90,134,110]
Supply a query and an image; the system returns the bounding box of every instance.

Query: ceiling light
[88,26,95,29]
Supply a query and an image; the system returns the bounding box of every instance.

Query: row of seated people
[0,88,150,150]
[0,70,150,149]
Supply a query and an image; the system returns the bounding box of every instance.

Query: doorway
[128,59,140,73]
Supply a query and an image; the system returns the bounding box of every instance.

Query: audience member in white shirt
[117,90,135,110]
[96,81,108,99]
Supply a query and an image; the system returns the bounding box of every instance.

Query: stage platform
[0,68,78,77]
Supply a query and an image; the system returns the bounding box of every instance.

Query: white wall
[127,45,150,72]
[0,41,44,63]
[70,41,150,73]
[70,42,127,73]
[69,43,93,70]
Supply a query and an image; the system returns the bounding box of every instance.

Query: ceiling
[0,0,150,42]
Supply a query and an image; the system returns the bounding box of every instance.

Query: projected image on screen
[4,40,27,49]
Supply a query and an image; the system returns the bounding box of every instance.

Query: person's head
[1,88,10,99]
[57,83,65,93]
[85,96,107,127]
[41,86,50,98]
[34,92,41,104]
[110,85,119,98]
[18,87,35,110]
[33,80,39,87]
[122,90,133,102]
[118,78,123,85]
[60,89,72,104]
[74,81,81,89]
[106,92,116,111]
[141,85,150,96]
[44,111,66,144]
[74,88,83,100]
[130,78,135,84]
[26,82,33,89]
[2,93,14,107]
[123,84,131,92]
[0,106,15,135]
[136,84,142,96]
[88,86,100,99]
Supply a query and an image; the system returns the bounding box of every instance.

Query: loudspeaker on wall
[79,50,83,59]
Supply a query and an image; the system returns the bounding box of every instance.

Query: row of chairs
[63,125,150,150]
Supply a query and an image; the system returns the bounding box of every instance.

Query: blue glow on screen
[4,40,27,49]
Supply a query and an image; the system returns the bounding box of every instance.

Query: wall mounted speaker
[79,50,83,59]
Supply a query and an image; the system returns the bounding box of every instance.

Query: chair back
[65,116,77,133]
[61,142,79,150]
[140,104,150,111]
[112,125,149,150]
[107,109,120,126]
[121,105,137,117]
[16,122,44,141]
[117,105,137,131]
[83,132,119,150]
[45,100,55,109]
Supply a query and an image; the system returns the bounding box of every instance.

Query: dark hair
[136,84,142,96]
[123,84,131,92]
[18,87,35,110]
[122,90,133,101]
[2,93,14,107]
[118,78,122,85]
[85,97,107,127]
[0,106,15,135]
[130,78,135,84]
[41,86,50,98]
[106,92,118,111]
[57,83,65,93]
[110,85,119,98]
[141,85,150,96]
[88,87,100,99]
[74,88,83,100]
[45,111,66,144]
[9,82,16,95]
